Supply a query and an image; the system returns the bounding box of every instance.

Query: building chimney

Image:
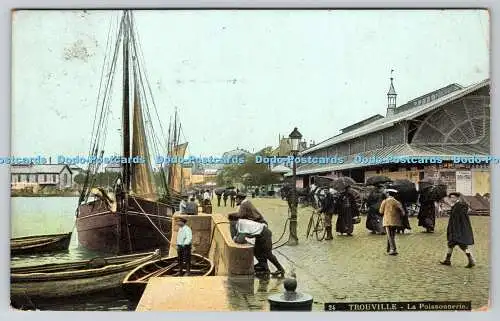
[387,70,397,117]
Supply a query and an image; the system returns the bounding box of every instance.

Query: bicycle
[306,209,327,241]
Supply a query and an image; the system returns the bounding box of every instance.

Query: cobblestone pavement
[215,197,490,311]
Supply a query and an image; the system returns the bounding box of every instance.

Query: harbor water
[11,197,131,311]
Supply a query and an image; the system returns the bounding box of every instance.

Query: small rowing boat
[11,232,73,256]
[11,250,161,303]
[122,253,214,302]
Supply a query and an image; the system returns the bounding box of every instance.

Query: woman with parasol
[365,176,392,235]
[332,177,360,236]
[417,179,447,233]
[214,188,224,207]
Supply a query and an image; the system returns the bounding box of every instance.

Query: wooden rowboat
[11,232,72,256]
[11,250,161,302]
[122,253,214,302]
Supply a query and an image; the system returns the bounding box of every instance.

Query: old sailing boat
[76,11,174,255]
[166,109,188,196]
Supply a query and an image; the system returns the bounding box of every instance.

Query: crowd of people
[173,181,477,278]
[215,188,238,207]
[318,184,476,266]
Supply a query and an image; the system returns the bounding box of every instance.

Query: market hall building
[288,78,490,197]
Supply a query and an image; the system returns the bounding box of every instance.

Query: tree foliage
[216,152,281,187]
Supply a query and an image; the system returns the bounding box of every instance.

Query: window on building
[18,175,21,182]
[44,174,47,182]
[27,175,30,183]
[35,174,38,182]
[63,173,68,186]
[53,174,57,182]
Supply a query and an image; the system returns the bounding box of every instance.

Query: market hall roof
[299,78,489,156]
[288,142,490,176]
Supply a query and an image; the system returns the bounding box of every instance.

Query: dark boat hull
[11,232,72,256]
[76,197,173,254]
[11,251,161,304]
[122,254,214,302]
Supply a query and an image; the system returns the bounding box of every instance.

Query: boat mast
[173,108,178,150]
[171,110,178,188]
[178,122,183,192]
[122,11,131,192]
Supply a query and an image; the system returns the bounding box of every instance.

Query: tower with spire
[387,69,397,116]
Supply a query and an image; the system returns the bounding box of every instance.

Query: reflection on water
[11,197,131,311]
[11,197,284,311]
[11,197,116,267]
[225,276,283,311]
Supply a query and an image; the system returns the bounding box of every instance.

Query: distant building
[204,168,218,176]
[190,174,205,185]
[105,163,122,173]
[272,136,308,156]
[11,164,73,190]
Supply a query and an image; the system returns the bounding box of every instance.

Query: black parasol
[386,179,418,203]
[420,184,447,202]
[331,177,356,191]
[315,176,335,188]
[366,175,392,186]
[418,178,444,191]
[214,188,225,196]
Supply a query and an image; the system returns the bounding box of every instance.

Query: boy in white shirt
[174,217,193,276]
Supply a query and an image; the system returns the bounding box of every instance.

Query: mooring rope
[131,197,171,245]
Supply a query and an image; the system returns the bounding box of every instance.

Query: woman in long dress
[418,187,436,233]
[335,187,360,236]
[365,185,385,234]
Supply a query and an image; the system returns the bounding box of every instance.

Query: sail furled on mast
[169,142,188,193]
[131,77,157,201]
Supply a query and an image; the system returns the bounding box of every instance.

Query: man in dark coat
[319,188,336,240]
[230,217,285,278]
[440,192,475,268]
[365,185,386,234]
[418,187,436,233]
[216,192,222,207]
[223,191,229,207]
[228,192,268,225]
[334,186,360,236]
[230,190,236,208]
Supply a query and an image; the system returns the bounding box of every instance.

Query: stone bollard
[268,278,313,311]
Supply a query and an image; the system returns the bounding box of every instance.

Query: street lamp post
[287,127,302,246]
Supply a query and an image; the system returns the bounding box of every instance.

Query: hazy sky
[11,9,489,158]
